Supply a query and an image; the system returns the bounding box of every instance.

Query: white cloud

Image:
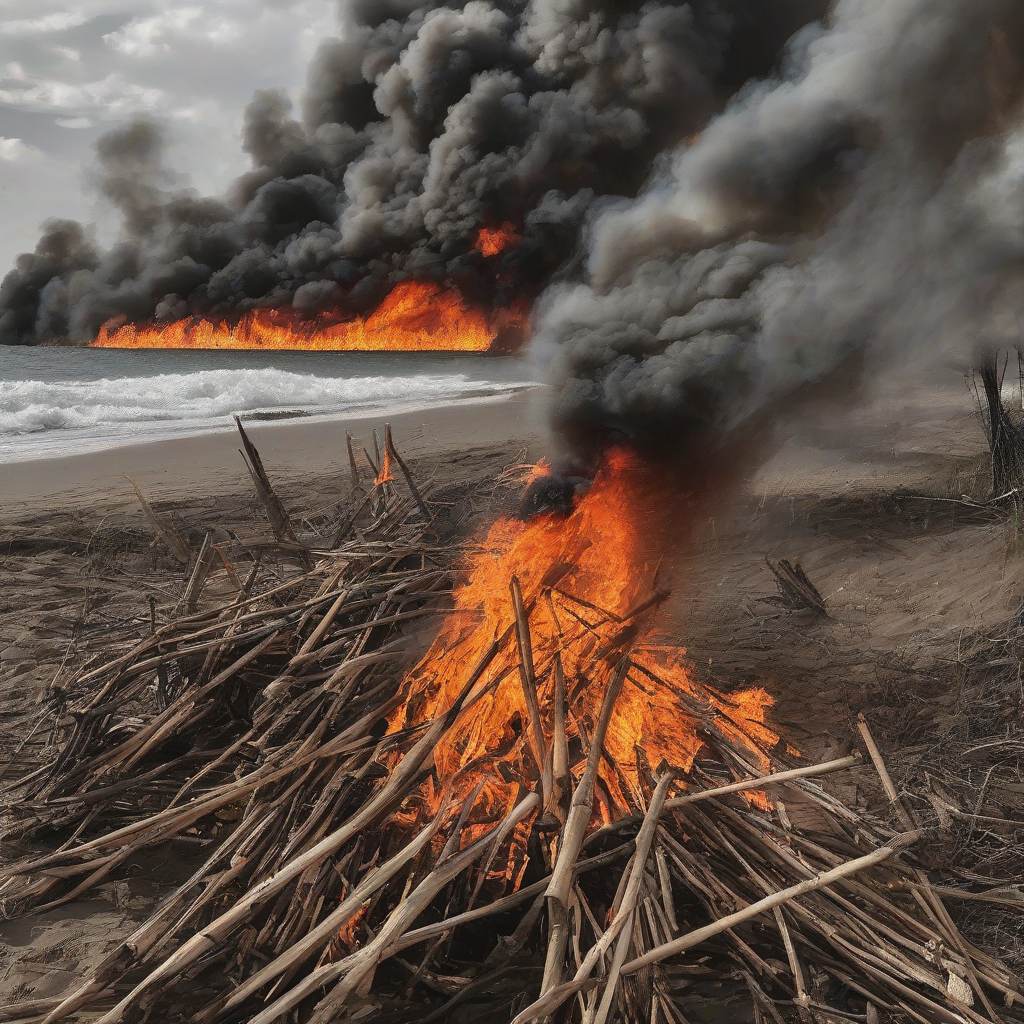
[0,13,90,36]
[2,62,29,82]
[103,8,204,57]
[0,73,166,117]
[55,116,94,128]
[0,137,45,163]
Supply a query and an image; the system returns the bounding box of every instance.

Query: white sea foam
[0,367,534,462]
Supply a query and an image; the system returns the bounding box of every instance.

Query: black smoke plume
[534,0,1024,460]
[0,0,828,347]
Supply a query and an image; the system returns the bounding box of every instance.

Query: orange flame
[386,452,778,870]
[375,444,394,487]
[474,222,520,258]
[90,281,527,352]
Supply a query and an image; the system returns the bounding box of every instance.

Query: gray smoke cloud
[534,0,1024,460]
[0,0,829,345]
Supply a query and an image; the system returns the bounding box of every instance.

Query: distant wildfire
[7,0,1022,459]
[91,222,526,352]
[90,280,529,353]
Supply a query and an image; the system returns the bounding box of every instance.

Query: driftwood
[0,435,1020,1024]
[234,416,303,549]
[976,355,1024,498]
[765,556,828,615]
[125,475,190,563]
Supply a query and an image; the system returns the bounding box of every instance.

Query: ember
[90,280,527,352]
[474,222,521,258]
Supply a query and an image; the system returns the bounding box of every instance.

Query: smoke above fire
[534,0,1024,458]
[7,1,1024,467]
[0,0,827,350]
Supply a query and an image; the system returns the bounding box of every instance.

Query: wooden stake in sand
[234,416,302,547]
[125,475,190,563]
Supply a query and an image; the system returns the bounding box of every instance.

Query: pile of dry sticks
[0,424,1021,1024]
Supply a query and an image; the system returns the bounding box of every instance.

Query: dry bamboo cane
[47,632,508,1024]
[0,997,68,1023]
[397,842,634,952]
[70,571,320,692]
[385,424,431,520]
[252,794,541,1024]
[120,630,282,773]
[82,584,347,683]
[664,754,861,810]
[125,475,190,563]
[217,807,449,1014]
[676,792,947,1015]
[515,771,674,1024]
[619,834,921,977]
[856,714,917,832]
[583,753,863,850]
[180,531,212,613]
[551,653,570,822]
[773,906,811,1021]
[511,575,551,810]
[587,774,675,1024]
[538,659,630,1005]
[234,416,302,548]
[655,846,678,932]
[857,714,1003,1022]
[346,430,360,488]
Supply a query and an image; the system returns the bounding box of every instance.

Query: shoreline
[0,384,541,465]
[0,388,550,509]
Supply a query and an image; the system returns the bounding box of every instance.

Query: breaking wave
[0,366,536,461]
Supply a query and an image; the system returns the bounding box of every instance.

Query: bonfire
[0,423,1020,1024]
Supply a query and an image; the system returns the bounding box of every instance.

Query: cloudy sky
[0,0,337,273]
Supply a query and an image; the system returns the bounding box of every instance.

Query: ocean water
[0,347,540,464]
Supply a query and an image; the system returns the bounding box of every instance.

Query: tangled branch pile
[1,427,1022,1024]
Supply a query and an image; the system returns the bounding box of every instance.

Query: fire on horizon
[90,225,526,353]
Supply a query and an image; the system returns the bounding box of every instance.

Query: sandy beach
[3,371,1023,1020]
[0,389,550,510]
